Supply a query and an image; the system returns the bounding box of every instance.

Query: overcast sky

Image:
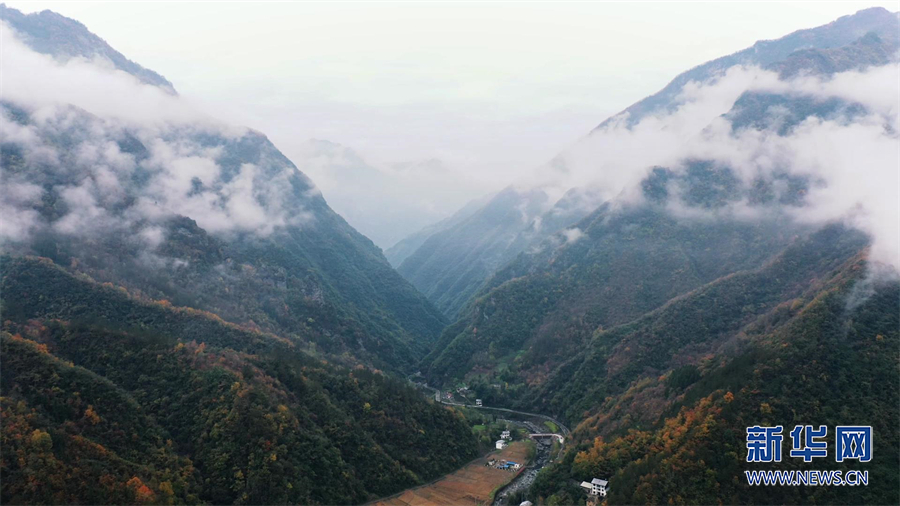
[8,1,896,176]
[6,0,899,247]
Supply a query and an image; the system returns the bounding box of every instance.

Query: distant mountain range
[395,6,900,323]
[385,192,495,267]
[293,138,482,250]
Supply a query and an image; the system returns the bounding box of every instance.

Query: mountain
[423,5,899,397]
[417,9,899,505]
[0,3,175,92]
[428,113,899,505]
[395,186,551,319]
[771,29,899,78]
[597,6,900,128]
[394,183,613,321]
[385,192,494,267]
[0,100,446,371]
[0,8,478,503]
[1,256,477,505]
[420,162,811,385]
[2,4,898,505]
[390,7,900,321]
[528,234,899,504]
[0,4,450,371]
[293,139,479,249]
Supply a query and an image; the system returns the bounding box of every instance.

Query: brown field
[372,442,530,506]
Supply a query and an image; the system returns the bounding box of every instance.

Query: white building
[496,439,508,450]
[501,430,511,440]
[520,501,533,506]
[580,478,609,497]
[476,399,483,407]
[591,478,609,497]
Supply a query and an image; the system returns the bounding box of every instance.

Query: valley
[372,442,531,506]
[1,3,898,506]
[370,399,565,506]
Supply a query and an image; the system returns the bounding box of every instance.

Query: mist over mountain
[396,6,900,322]
[396,186,550,318]
[0,5,451,369]
[595,5,900,128]
[0,4,175,92]
[422,4,900,386]
[1,4,898,506]
[0,6,478,503]
[407,7,900,504]
[385,192,495,267]
[292,139,482,249]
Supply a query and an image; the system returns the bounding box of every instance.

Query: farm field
[372,442,530,506]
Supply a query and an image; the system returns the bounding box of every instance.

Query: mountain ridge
[0,5,448,371]
[0,3,176,92]
[391,5,899,337]
[595,6,899,128]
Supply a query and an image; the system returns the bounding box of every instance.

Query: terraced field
[373,442,530,506]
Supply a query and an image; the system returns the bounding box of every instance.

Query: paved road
[409,381,571,506]
[415,382,570,436]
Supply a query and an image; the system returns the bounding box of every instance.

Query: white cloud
[532,64,900,272]
[0,21,215,126]
[562,227,584,244]
[0,25,312,251]
[0,182,43,242]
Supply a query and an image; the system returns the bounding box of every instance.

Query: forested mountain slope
[0,256,478,505]
[414,9,900,506]
[386,192,494,267]
[528,237,899,505]
[422,6,898,388]
[0,7,477,504]
[390,7,899,324]
[396,186,551,319]
[420,163,810,386]
[0,5,446,371]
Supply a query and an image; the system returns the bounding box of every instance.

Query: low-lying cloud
[534,63,899,272]
[0,21,207,125]
[0,23,311,253]
[2,18,897,276]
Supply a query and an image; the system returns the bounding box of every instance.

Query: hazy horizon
[6,0,898,248]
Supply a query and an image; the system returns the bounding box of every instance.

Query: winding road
[411,381,571,506]
[413,381,570,435]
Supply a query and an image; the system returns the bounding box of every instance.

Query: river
[410,381,569,506]
[490,419,555,506]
